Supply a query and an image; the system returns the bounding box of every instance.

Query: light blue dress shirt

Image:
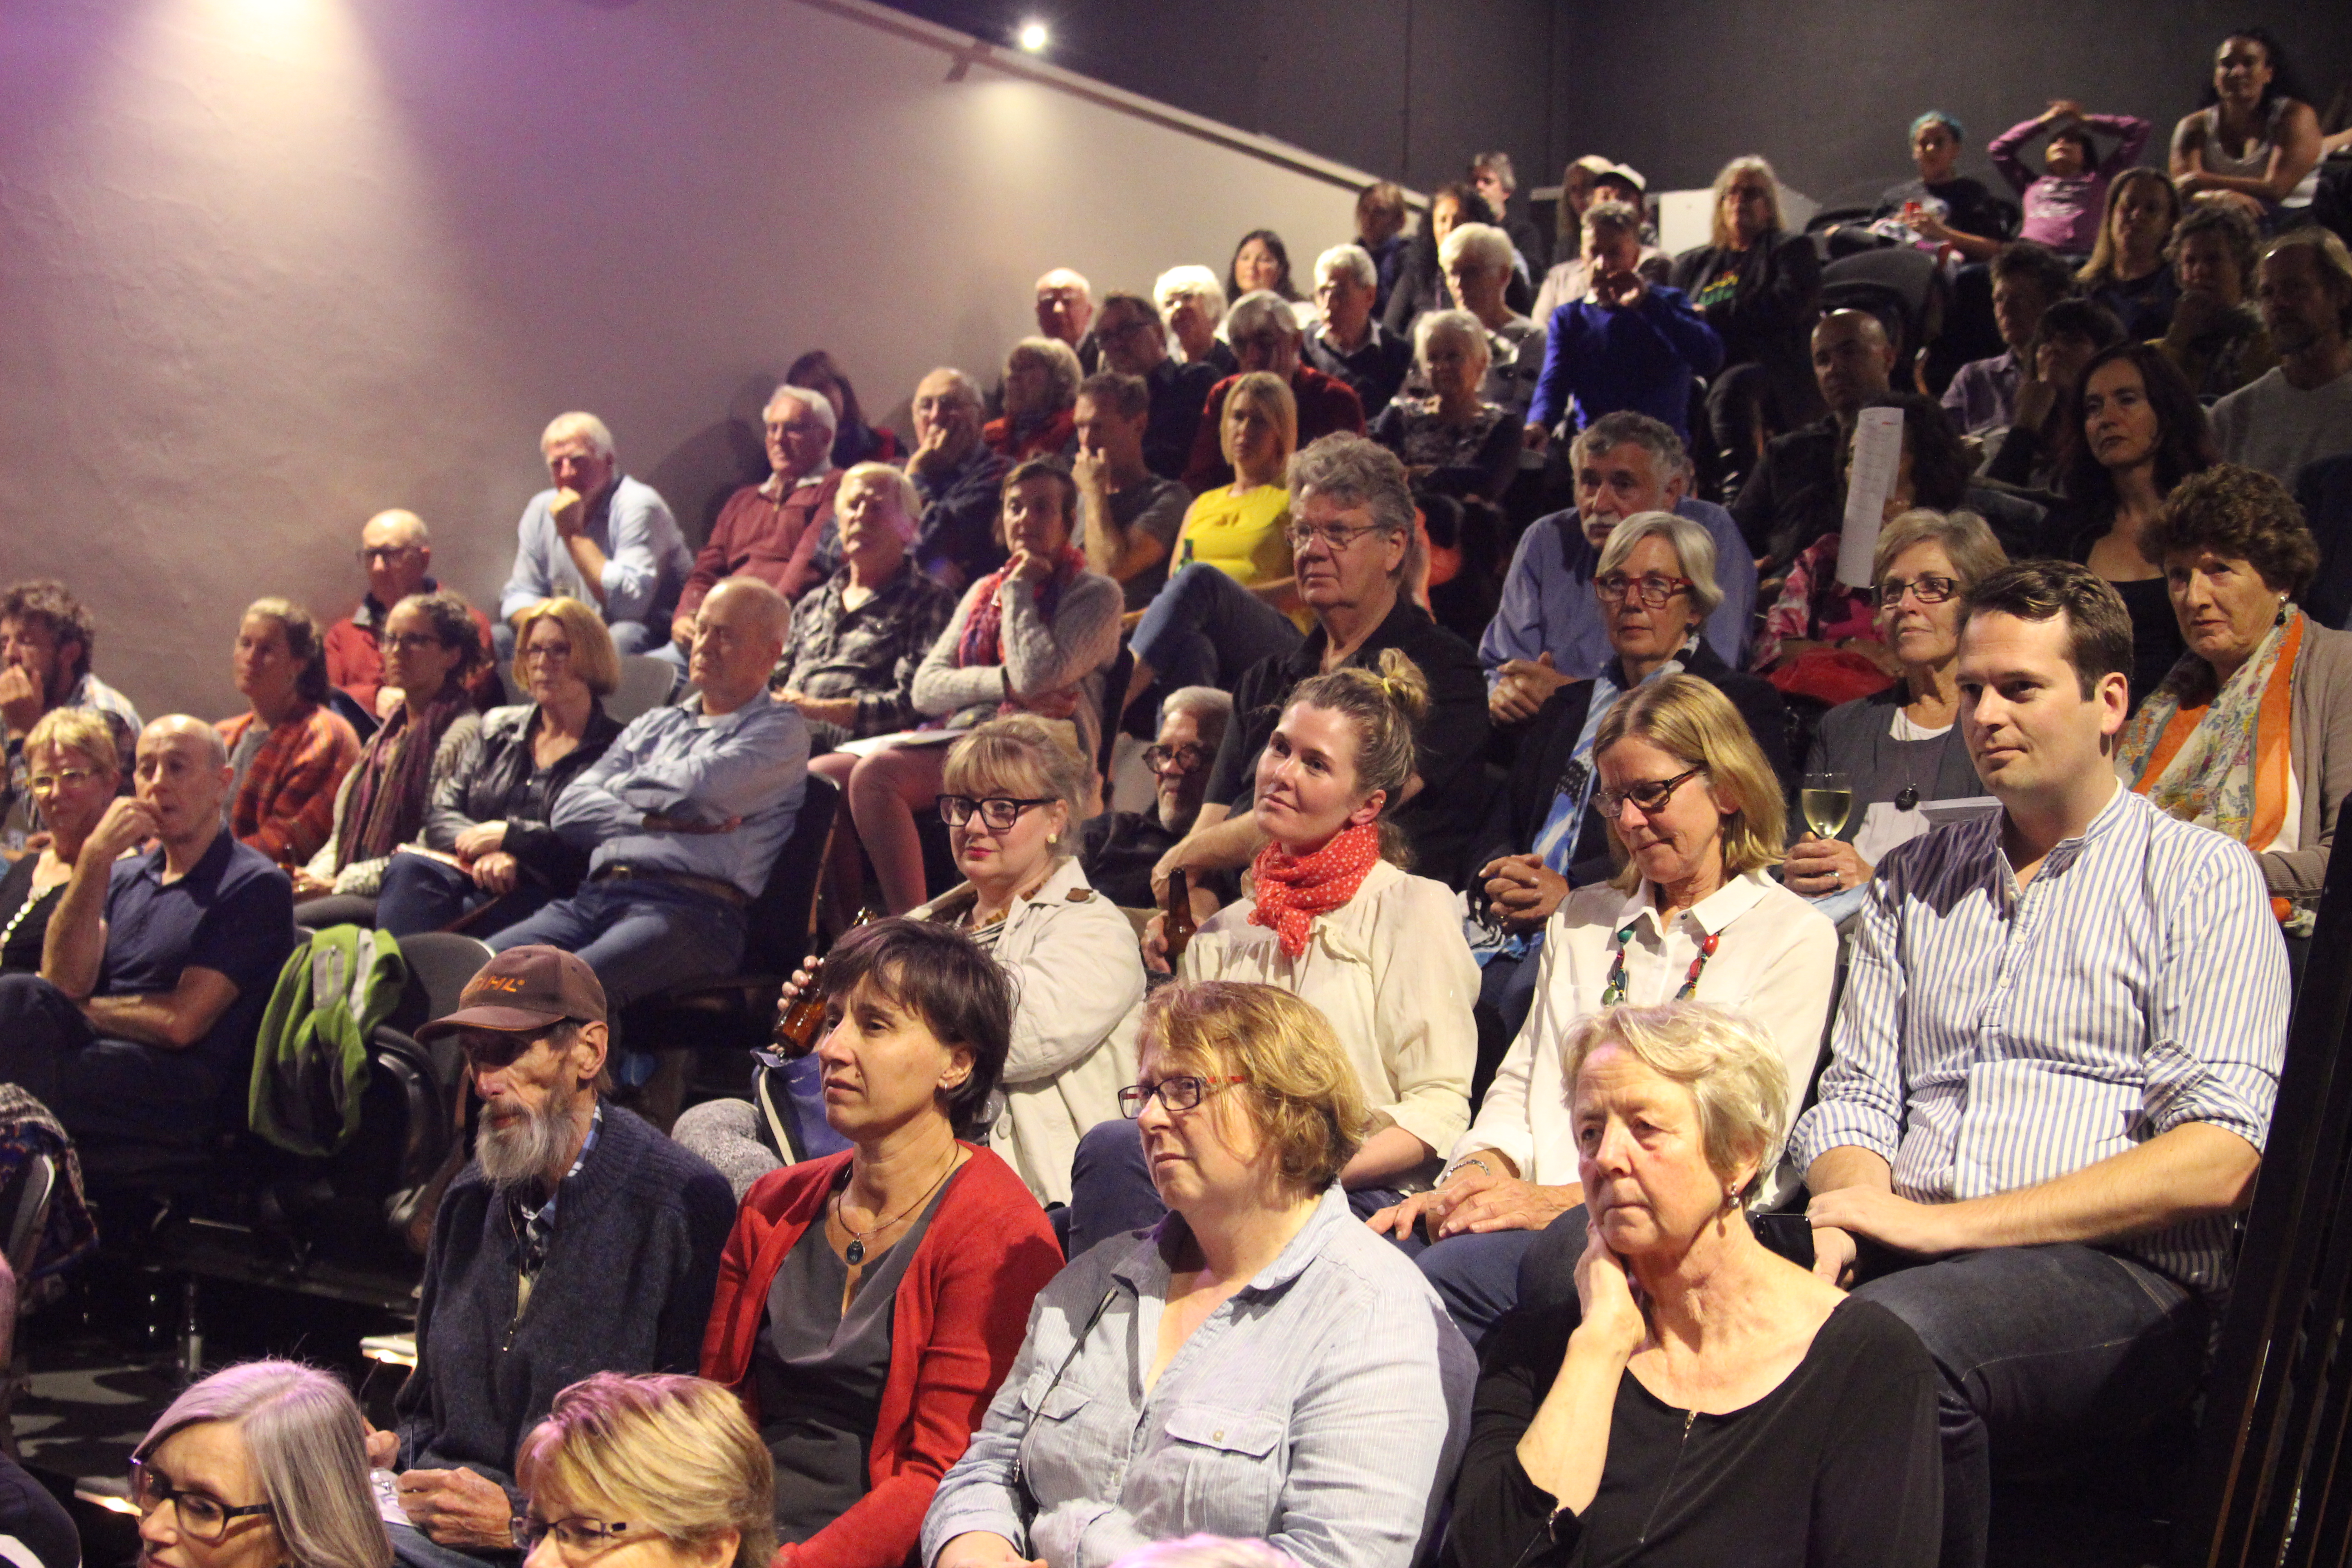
[921,1186,1474,1568]
[499,475,693,631]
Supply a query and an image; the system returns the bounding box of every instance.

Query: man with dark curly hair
[1,580,140,854]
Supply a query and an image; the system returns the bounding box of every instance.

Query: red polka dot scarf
[1247,822,1382,959]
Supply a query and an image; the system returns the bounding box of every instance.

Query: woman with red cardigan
[701,919,1063,1568]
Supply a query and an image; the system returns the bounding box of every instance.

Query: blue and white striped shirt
[1788,783,2289,1294]
[921,1186,1475,1568]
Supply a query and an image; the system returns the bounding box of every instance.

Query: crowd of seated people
[10,25,2352,1568]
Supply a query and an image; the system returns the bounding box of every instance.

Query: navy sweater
[395,1104,735,1496]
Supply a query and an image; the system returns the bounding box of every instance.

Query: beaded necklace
[1598,922,1719,1006]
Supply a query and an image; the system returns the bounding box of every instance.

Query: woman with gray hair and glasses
[132,1360,392,1568]
[1369,309,1521,503]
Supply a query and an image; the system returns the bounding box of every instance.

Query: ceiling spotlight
[1016,20,1049,51]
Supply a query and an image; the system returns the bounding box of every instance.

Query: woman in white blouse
[1063,650,1478,1257]
[1372,674,1835,1341]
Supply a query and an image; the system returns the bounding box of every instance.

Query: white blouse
[1181,858,1477,1186]
[1456,870,1838,1207]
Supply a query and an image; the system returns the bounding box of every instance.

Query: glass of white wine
[1802,771,1854,841]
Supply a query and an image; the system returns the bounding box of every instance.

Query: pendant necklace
[833,1147,961,1266]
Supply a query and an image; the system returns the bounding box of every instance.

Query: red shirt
[701,1145,1061,1568]
[1182,365,1368,490]
[678,471,845,618]
[981,407,1077,465]
[323,588,498,716]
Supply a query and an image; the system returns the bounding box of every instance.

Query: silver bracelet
[1445,1155,1498,1186]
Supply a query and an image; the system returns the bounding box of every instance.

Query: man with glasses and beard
[376,945,733,1568]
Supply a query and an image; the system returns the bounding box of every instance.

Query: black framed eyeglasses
[1593,765,1706,819]
[1142,743,1208,775]
[510,1515,641,1557]
[1876,573,1958,607]
[1594,572,1693,608]
[936,794,1055,831]
[129,1460,275,1544]
[1118,1074,1249,1118]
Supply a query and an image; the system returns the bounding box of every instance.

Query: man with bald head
[1730,309,1901,572]
[1035,268,1101,373]
[487,578,808,1011]
[326,510,497,719]
[0,715,294,1155]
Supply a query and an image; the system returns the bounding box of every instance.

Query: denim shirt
[921,1187,1474,1568]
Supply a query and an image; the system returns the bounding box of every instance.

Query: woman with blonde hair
[514,1372,774,1568]
[1382,675,1836,1343]
[1072,652,1478,1254]
[2077,167,2182,338]
[1121,371,1306,720]
[1671,155,1823,487]
[131,1359,391,1568]
[925,981,1475,1568]
[0,708,122,974]
[217,597,363,871]
[1440,1003,1940,1568]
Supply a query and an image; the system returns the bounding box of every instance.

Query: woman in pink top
[1989,100,2152,259]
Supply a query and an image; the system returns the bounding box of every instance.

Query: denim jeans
[487,877,745,1010]
[1853,1244,2208,1568]
[373,851,562,941]
[1129,563,1302,697]
[1064,1118,1401,1261]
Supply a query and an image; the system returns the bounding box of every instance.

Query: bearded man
[372,946,734,1568]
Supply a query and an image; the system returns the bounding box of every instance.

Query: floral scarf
[2117,605,2304,929]
[1247,822,1382,960]
[957,542,1089,721]
[333,682,471,869]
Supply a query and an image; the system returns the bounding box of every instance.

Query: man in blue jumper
[1524,199,1722,447]
[372,946,734,1568]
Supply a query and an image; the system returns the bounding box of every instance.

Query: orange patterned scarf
[1247,822,1382,959]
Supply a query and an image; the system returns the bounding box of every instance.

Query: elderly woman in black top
[1784,510,2007,900]
[0,708,119,975]
[1441,1001,1941,1568]
[1671,156,1823,485]
[373,597,620,939]
[1370,310,1521,504]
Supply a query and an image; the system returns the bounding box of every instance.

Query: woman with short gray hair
[1435,224,1547,424]
[1368,310,1519,502]
[984,338,1083,464]
[1154,266,1235,376]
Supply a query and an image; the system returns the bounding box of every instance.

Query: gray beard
[477,1089,579,1195]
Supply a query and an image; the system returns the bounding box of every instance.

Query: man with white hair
[1440,222,1548,423]
[0,715,294,1156]
[1181,292,1367,491]
[1094,291,1215,479]
[660,385,843,669]
[1034,268,1101,374]
[1153,266,1237,377]
[906,367,1013,587]
[487,578,808,1012]
[497,412,692,659]
[1304,244,1412,419]
[325,510,497,719]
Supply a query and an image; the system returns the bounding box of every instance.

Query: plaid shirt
[216,704,362,868]
[772,563,958,748]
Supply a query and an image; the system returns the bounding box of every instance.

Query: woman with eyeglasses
[214,597,362,871]
[1783,511,2008,900]
[700,921,1062,1566]
[1120,372,1306,725]
[514,1372,775,1568]
[373,598,622,940]
[0,707,122,976]
[1068,653,1476,1257]
[924,981,1475,1568]
[1384,675,1833,1346]
[131,1359,392,1568]
[293,588,488,926]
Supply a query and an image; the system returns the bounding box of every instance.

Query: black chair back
[741,771,839,980]
[2171,826,2352,1565]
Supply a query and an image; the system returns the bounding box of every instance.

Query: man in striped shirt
[1791,560,2290,1568]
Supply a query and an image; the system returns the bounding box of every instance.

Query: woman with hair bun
[1067,650,1478,1255]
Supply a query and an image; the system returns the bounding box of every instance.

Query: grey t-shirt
[1104,477,1193,611]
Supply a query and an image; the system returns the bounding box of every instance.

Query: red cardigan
[701,1145,1063,1568]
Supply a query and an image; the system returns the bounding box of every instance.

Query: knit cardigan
[701,1145,1062,1568]
[395,1104,735,1496]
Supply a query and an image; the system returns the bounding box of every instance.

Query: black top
[1732,413,2047,572]
[1803,691,1984,843]
[1669,233,1824,423]
[0,856,61,975]
[2050,506,2189,712]
[2089,267,2180,342]
[1142,357,1218,482]
[2297,452,2352,631]
[0,1451,78,1568]
[755,1165,956,1543]
[1205,596,1492,887]
[1475,641,1793,885]
[1873,175,2012,243]
[1304,321,1415,421]
[1079,808,1184,909]
[1441,1299,1943,1568]
[424,701,622,894]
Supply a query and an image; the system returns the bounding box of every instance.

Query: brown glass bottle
[1163,870,1197,968]
[771,909,878,1057]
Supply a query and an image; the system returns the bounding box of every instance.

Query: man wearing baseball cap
[369,946,734,1568]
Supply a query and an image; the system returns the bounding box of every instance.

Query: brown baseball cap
[417,946,607,1040]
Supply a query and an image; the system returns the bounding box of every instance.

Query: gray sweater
[913,567,1124,760]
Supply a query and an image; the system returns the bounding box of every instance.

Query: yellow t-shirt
[1171,485,1304,625]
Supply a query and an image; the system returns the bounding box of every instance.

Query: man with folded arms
[1793,560,2290,1568]
[486,578,808,1009]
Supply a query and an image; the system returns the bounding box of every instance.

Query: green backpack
[249,925,407,1157]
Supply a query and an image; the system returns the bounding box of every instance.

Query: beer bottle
[771,909,877,1057]
[1163,870,1197,969]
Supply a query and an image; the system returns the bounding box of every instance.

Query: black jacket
[1671,232,1824,424]
[425,700,623,895]
[1474,640,1793,883]
[1142,356,1217,482]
